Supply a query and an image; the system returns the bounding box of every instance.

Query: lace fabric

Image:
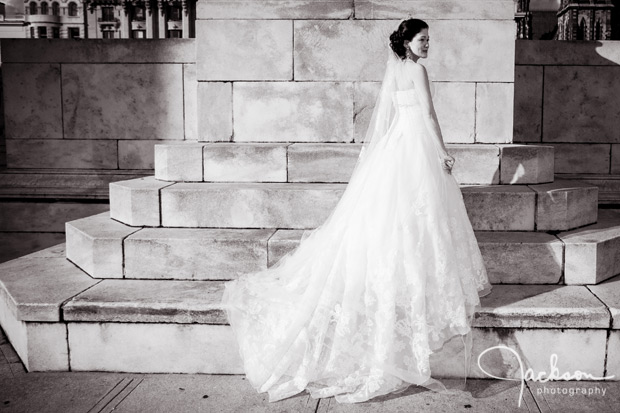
[221,50,493,404]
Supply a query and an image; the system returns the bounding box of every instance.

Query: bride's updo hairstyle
[389,19,429,59]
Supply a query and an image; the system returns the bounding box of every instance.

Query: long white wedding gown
[221,55,493,404]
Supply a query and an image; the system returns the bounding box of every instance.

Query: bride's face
[407,28,430,59]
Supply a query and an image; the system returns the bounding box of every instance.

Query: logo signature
[477,345,615,407]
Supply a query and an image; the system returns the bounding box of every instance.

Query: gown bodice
[393,89,422,112]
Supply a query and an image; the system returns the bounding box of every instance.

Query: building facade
[0,0,28,38]
[557,0,615,40]
[17,0,194,38]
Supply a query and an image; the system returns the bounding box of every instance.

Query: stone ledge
[0,248,98,322]
[154,143,555,185]
[589,274,620,329]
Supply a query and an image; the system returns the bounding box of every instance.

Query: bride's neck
[405,49,420,63]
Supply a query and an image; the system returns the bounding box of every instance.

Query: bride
[221,18,493,403]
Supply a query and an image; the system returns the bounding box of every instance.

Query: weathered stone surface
[560,210,620,285]
[543,66,620,143]
[475,83,514,143]
[161,182,344,228]
[0,284,69,371]
[203,143,288,182]
[516,39,620,66]
[448,144,499,185]
[6,139,118,169]
[68,323,243,374]
[434,82,476,144]
[294,20,392,81]
[3,63,62,140]
[288,143,359,183]
[353,82,381,142]
[197,82,232,141]
[197,20,292,81]
[64,280,226,324]
[612,144,620,175]
[294,20,515,82]
[154,143,205,182]
[66,212,139,279]
[119,140,181,170]
[461,185,535,231]
[462,328,607,380]
[62,64,184,141]
[197,0,353,19]
[531,180,598,231]
[124,228,275,280]
[271,229,563,284]
[0,252,97,322]
[475,232,563,284]
[514,65,543,143]
[499,144,554,184]
[233,82,353,142]
[589,274,620,328]
[268,229,306,265]
[0,39,196,63]
[0,201,108,232]
[550,143,611,174]
[475,285,609,329]
[183,64,198,141]
[110,177,173,227]
[355,0,514,20]
[608,331,620,378]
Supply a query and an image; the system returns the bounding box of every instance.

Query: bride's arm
[406,62,449,156]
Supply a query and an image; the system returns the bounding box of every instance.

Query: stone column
[145,1,155,38]
[182,0,190,38]
[158,0,167,38]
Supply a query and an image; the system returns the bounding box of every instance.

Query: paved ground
[1,328,619,412]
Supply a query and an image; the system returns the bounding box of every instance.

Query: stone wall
[195,0,516,144]
[1,39,197,171]
[514,40,620,202]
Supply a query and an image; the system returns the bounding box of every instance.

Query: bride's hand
[440,153,455,173]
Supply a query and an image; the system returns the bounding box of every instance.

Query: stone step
[66,210,620,285]
[1,247,618,378]
[557,174,620,205]
[155,142,554,185]
[110,177,598,232]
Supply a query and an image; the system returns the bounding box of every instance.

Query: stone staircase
[1,142,619,384]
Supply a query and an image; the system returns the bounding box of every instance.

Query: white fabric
[221,50,493,404]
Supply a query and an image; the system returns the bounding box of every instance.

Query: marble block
[476,83,514,143]
[161,182,344,228]
[288,143,360,183]
[353,82,381,142]
[184,64,198,141]
[294,20,515,82]
[499,144,554,184]
[475,285,609,329]
[62,63,184,141]
[589,274,620,328]
[354,0,514,20]
[197,20,292,81]
[543,66,620,143]
[550,143,611,175]
[119,140,181,170]
[68,323,243,374]
[197,82,232,141]
[461,185,536,231]
[66,212,140,279]
[154,143,205,182]
[612,144,620,175]
[448,144,499,184]
[233,82,354,142]
[124,228,275,280]
[203,143,288,182]
[197,0,354,19]
[2,63,62,140]
[109,177,173,227]
[476,232,563,284]
[531,180,599,231]
[434,82,477,144]
[514,65,543,143]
